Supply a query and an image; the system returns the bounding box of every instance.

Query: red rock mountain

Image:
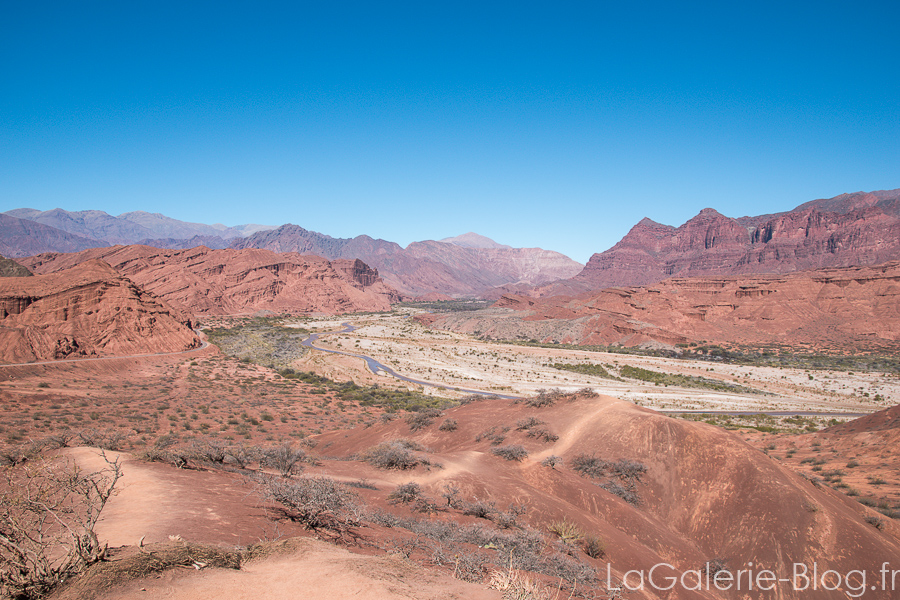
[0,259,199,363]
[231,225,582,298]
[22,245,401,315]
[536,189,900,296]
[420,261,900,351]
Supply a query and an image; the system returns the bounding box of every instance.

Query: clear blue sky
[2,1,898,263]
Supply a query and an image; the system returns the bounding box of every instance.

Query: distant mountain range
[1,208,582,298]
[4,187,899,299]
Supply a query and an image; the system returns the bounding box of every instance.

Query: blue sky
[2,1,898,263]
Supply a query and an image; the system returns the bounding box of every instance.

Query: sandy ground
[67,447,501,600]
[293,312,899,416]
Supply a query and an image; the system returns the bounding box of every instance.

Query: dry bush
[489,567,554,600]
[526,427,558,443]
[515,417,545,431]
[388,482,424,505]
[571,454,646,505]
[262,442,306,477]
[0,453,122,599]
[77,429,129,451]
[362,440,424,470]
[492,445,528,462]
[577,387,599,398]
[438,418,458,432]
[225,444,260,469]
[462,499,497,520]
[406,408,443,432]
[547,520,582,542]
[190,439,228,464]
[581,535,605,559]
[476,426,510,445]
[261,475,360,532]
[493,504,526,529]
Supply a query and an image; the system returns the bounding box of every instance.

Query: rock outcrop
[421,261,900,351]
[0,255,32,277]
[22,246,401,315]
[536,189,900,296]
[0,260,199,363]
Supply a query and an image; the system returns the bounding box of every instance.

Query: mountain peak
[438,232,511,249]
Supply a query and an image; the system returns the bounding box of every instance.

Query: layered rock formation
[0,260,199,363]
[420,261,900,351]
[536,189,900,296]
[22,246,401,315]
[231,225,582,297]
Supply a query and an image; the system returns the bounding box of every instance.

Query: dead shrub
[77,428,129,451]
[491,445,528,462]
[262,442,306,477]
[362,440,424,470]
[581,535,605,559]
[406,408,443,432]
[438,418,458,432]
[0,453,122,599]
[261,475,360,532]
[388,482,424,505]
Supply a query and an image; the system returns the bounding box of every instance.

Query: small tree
[0,453,123,599]
[262,442,306,477]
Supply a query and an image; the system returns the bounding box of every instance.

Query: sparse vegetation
[362,439,425,470]
[0,454,123,599]
[492,445,529,462]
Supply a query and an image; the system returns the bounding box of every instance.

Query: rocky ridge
[420,261,900,351]
[21,246,401,315]
[0,260,199,363]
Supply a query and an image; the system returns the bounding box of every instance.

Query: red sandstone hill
[0,260,199,363]
[535,189,900,296]
[230,225,582,298]
[419,261,900,351]
[21,245,401,315]
[312,392,900,598]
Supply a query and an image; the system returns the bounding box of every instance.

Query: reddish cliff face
[0,260,199,363]
[425,261,900,351]
[21,246,401,315]
[536,190,900,296]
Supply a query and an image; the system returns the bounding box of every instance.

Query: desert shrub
[262,442,306,477]
[441,483,462,508]
[475,426,509,446]
[571,454,646,505]
[489,567,553,600]
[261,475,359,532]
[577,387,599,398]
[518,388,564,408]
[526,427,558,443]
[462,499,497,520]
[438,418,458,432]
[406,408,443,432]
[225,444,259,469]
[346,478,377,490]
[493,504,526,529]
[581,534,605,559]
[703,558,729,575]
[865,515,885,530]
[547,520,582,542]
[388,482,424,505]
[363,440,424,470]
[77,428,129,451]
[0,453,122,599]
[515,417,545,431]
[458,394,487,405]
[492,445,528,462]
[191,439,228,464]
